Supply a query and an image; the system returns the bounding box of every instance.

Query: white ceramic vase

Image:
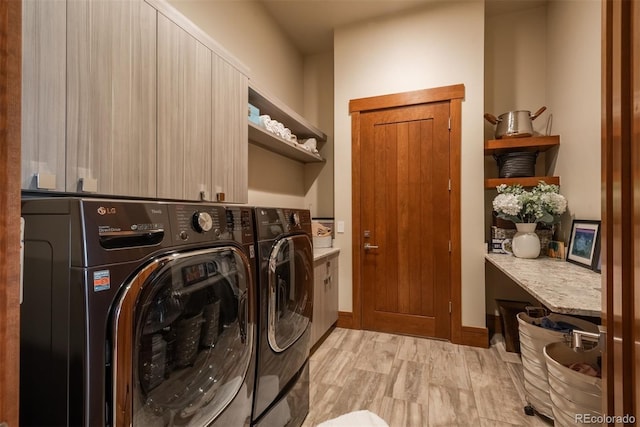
[512,223,541,258]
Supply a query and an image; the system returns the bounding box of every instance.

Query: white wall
[483,0,601,316]
[484,5,548,141]
[547,0,601,238]
[334,0,487,328]
[304,51,335,218]
[168,0,304,111]
[484,4,549,244]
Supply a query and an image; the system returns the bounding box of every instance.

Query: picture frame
[593,243,602,273]
[566,220,601,270]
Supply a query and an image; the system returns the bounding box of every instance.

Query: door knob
[364,242,379,250]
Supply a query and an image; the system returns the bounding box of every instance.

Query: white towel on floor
[317,410,389,427]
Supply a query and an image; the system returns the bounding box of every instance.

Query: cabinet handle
[79,177,98,193]
[35,172,57,190]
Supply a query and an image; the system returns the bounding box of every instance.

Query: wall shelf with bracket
[484,135,560,188]
[248,122,324,163]
[248,82,327,164]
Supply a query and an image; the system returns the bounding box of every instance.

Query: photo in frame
[566,220,601,270]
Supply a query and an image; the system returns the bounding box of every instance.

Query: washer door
[111,247,254,426]
[267,234,313,352]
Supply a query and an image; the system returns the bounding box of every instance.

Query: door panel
[66,0,157,197]
[112,248,254,426]
[268,234,313,352]
[157,13,212,201]
[360,102,450,339]
[21,0,66,190]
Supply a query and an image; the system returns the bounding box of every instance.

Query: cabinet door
[157,14,212,201]
[66,0,157,197]
[312,259,326,346]
[212,57,248,203]
[21,0,66,191]
[326,254,339,327]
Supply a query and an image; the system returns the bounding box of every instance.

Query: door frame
[601,0,639,418]
[0,0,22,425]
[349,84,465,344]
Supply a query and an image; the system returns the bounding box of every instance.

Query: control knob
[192,211,213,233]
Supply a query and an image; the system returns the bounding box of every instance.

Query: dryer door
[267,234,313,352]
[111,247,254,427]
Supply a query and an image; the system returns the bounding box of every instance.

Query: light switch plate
[337,221,345,233]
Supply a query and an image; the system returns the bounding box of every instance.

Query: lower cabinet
[312,251,339,347]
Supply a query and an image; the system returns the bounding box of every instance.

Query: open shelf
[248,122,324,163]
[249,84,326,142]
[484,135,560,155]
[485,176,560,189]
[248,82,327,163]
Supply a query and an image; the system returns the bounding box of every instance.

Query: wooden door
[602,0,640,421]
[358,101,451,339]
[66,0,157,197]
[0,0,21,424]
[157,12,212,201]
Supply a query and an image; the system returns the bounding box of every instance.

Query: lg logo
[97,206,117,215]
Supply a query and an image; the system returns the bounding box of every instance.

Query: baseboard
[337,311,354,329]
[460,325,489,348]
[337,311,488,347]
[310,323,337,355]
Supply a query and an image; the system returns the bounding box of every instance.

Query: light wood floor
[302,328,553,427]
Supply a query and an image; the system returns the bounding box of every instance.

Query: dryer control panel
[282,208,311,234]
[254,207,312,239]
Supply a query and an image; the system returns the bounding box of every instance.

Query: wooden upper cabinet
[212,57,249,203]
[22,0,249,201]
[66,0,157,197]
[156,10,249,203]
[157,13,212,201]
[21,0,66,191]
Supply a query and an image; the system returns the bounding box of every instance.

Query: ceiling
[258,0,547,55]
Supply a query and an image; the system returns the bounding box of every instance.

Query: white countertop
[485,253,602,317]
[313,247,340,261]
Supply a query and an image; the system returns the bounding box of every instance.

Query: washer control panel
[192,211,214,233]
[169,204,226,244]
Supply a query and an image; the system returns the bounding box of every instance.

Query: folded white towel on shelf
[259,115,271,128]
[302,138,317,151]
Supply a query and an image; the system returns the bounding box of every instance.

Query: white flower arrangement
[492,182,567,224]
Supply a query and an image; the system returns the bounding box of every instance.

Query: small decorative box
[248,103,260,125]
